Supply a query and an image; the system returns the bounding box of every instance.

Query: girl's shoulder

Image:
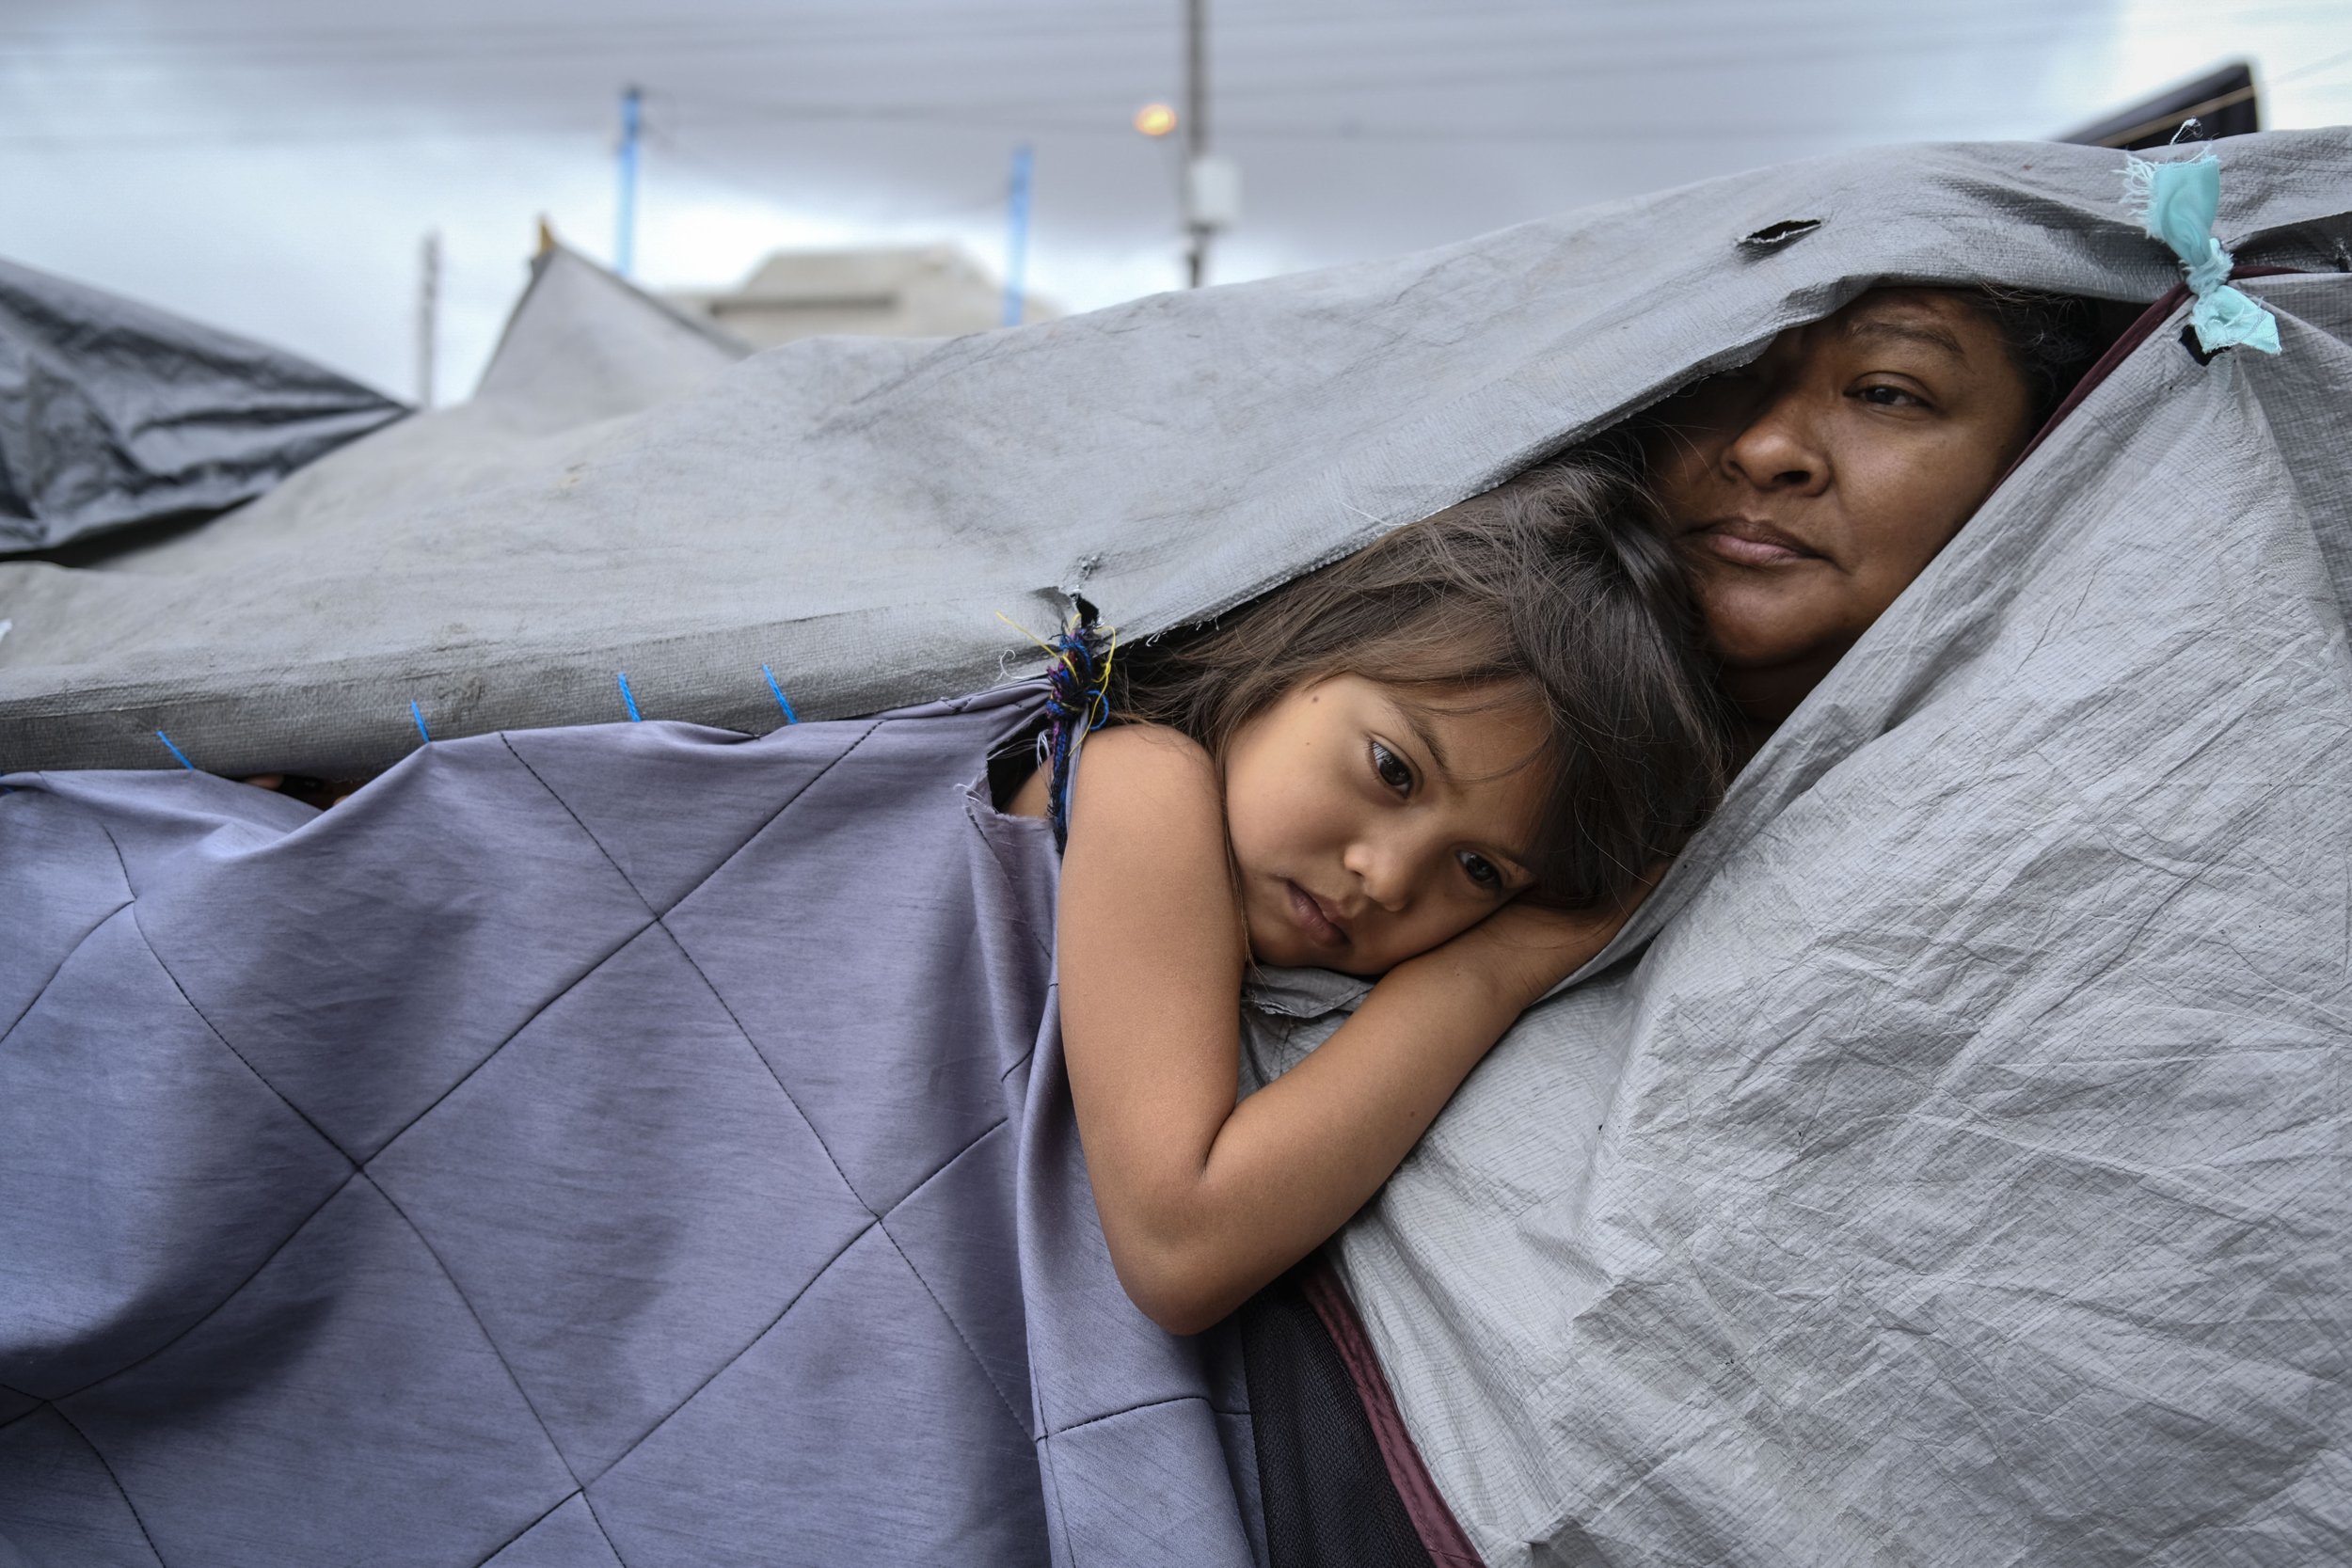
[1005,721,1214,821]
[1084,721,1214,775]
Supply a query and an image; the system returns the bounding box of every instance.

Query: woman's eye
[1370,741,1413,794]
[1856,384,1924,408]
[1457,851,1502,891]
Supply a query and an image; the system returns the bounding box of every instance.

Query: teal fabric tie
[2125,152,2281,356]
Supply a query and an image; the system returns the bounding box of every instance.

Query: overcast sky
[6,0,2346,400]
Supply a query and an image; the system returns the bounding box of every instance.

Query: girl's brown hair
[1112,461,1731,910]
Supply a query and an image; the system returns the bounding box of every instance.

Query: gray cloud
[5,0,2343,394]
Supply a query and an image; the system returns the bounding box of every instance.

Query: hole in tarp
[2179,323,2220,367]
[1739,217,1822,251]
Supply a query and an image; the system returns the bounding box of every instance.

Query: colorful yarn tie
[997,610,1116,851]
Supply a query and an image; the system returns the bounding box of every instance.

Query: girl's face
[1221,673,1551,976]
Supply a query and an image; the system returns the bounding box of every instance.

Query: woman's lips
[1687,517,1821,567]
[1285,880,1347,948]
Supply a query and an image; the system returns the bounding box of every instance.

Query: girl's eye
[1457,851,1502,891]
[1370,740,1413,794]
[1856,384,1925,408]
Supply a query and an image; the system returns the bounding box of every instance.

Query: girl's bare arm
[1057,725,1628,1335]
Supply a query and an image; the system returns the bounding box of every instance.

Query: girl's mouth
[1285,880,1348,948]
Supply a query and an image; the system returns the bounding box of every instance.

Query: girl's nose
[1342,836,1416,913]
[1722,388,1830,496]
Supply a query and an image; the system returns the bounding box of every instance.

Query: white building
[666,245,1057,346]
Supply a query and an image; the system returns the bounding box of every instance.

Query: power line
[6,0,2328,72]
[5,38,2343,156]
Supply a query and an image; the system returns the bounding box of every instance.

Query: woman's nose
[1722,388,1830,495]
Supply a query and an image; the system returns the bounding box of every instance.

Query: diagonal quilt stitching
[47,1402,168,1568]
[651,920,886,1214]
[467,1487,584,1568]
[582,1215,880,1488]
[0,1388,43,1436]
[361,914,660,1166]
[499,719,1055,1488]
[874,1217,1032,1438]
[1043,1390,1233,1439]
[650,718,891,920]
[499,724,890,1204]
[960,792,1057,969]
[871,1124,1033,1436]
[360,1172,633,1568]
[504,713,1011,1212]
[121,900,359,1166]
[49,1171,362,1405]
[86,799,139,901]
[574,1486,633,1568]
[0,896,133,1051]
[580,1108,1021,1487]
[496,717,886,923]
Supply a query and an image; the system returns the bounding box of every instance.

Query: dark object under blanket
[1237,1263,1480,1568]
[0,686,1263,1567]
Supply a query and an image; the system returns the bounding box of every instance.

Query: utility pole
[1180,0,1238,288]
[1003,144,1035,327]
[1184,0,1208,287]
[416,230,440,410]
[615,84,643,278]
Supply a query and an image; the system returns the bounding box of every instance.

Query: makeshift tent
[0,258,405,556]
[5,130,2350,1566]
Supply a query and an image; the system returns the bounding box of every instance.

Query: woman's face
[1221,674,1549,976]
[1646,289,2038,727]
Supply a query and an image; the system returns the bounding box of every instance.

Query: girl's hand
[1416,877,1657,1014]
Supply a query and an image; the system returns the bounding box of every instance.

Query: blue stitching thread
[615,673,642,722]
[154,730,197,770]
[762,664,798,723]
[410,700,431,744]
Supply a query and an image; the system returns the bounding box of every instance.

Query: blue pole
[1002,143,1033,328]
[616,85,643,277]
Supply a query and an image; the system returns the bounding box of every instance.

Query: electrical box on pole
[1184,154,1241,233]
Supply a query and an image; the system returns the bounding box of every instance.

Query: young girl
[1011,461,1730,1333]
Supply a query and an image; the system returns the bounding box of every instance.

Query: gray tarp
[5,135,2347,778]
[2,687,1261,1567]
[1248,263,2352,1565]
[4,130,2350,1565]
[0,259,405,555]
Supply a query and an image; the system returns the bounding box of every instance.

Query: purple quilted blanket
[0,685,1263,1567]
